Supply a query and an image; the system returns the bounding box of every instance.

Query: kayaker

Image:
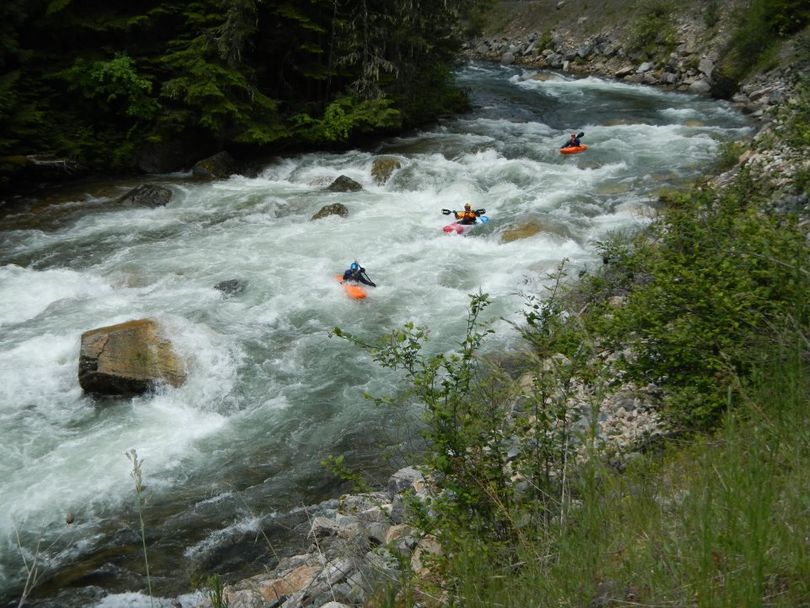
[561,132,581,149]
[453,203,480,225]
[342,261,376,287]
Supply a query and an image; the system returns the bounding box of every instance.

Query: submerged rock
[78,319,186,396]
[326,175,362,192]
[116,184,172,207]
[312,203,349,220]
[370,157,401,184]
[214,279,247,297]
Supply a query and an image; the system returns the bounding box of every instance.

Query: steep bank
[464,0,810,211]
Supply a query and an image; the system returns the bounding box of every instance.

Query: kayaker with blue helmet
[342,261,376,287]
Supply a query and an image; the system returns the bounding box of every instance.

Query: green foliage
[594,183,809,427]
[0,0,489,176]
[704,0,721,28]
[321,454,372,493]
[628,0,676,60]
[442,324,810,607]
[61,55,159,120]
[713,139,746,172]
[204,574,229,608]
[786,77,810,148]
[293,96,401,143]
[715,0,810,95]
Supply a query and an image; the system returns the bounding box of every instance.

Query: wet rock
[688,79,712,94]
[78,319,186,396]
[214,279,247,297]
[116,184,173,207]
[326,175,362,192]
[501,51,515,65]
[501,221,545,242]
[311,203,349,220]
[192,151,238,180]
[370,157,401,184]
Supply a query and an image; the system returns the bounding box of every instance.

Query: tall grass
[443,322,810,607]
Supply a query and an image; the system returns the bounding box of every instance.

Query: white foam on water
[0,62,751,601]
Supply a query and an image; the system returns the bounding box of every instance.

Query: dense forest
[0,0,490,182]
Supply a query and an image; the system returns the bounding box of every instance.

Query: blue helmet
[350,262,359,271]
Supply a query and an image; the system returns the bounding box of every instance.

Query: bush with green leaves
[714,0,810,96]
[585,180,809,429]
[628,0,677,61]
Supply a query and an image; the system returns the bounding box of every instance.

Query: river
[0,62,750,607]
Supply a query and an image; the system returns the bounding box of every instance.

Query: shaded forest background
[0,0,491,180]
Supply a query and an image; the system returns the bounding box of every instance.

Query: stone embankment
[189,467,436,608]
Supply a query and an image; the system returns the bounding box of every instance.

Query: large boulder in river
[116,184,172,207]
[326,175,362,192]
[311,203,349,220]
[78,319,186,396]
[192,151,238,179]
[371,157,401,185]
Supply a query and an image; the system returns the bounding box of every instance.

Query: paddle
[441,208,487,215]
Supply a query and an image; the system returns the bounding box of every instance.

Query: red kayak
[560,144,588,155]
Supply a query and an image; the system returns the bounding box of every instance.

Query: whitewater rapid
[0,63,750,606]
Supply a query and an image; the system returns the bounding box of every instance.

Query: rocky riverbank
[463,2,810,217]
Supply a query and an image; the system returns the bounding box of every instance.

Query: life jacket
[457,210,478,223]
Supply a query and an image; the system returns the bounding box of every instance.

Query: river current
[0,63,750,607]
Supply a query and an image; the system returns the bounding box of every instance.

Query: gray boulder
[689,79,712,94]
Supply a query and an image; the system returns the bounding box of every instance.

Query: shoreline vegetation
[0,0,493,195]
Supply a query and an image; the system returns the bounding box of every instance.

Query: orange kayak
[560,144,588,155]
[336,275,367,299]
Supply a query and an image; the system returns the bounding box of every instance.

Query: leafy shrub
[628,0,676,60]
[594,181,809,428]
[713,140,747,172]
[715,0,810,95]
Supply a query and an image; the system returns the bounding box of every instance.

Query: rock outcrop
[78,319,186,396]
[190,467,435,608]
